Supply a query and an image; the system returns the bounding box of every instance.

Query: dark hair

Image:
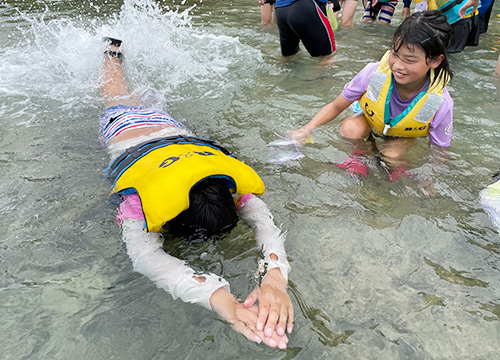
[164,177,238,241]
[392,10,453,89]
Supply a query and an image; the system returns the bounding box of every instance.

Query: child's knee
[379,140,413,160]
[380,147,403,159]
[340,117,370,139]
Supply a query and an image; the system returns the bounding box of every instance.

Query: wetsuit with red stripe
[275,0,336,57]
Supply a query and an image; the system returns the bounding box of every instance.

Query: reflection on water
[1,0,499,359]
[289,281,354,347]
[424,257,489,288]
[417,292,445,311]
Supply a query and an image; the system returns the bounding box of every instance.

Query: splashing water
[1,2,280,359]
[2,0,269,120]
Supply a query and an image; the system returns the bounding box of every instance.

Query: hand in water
[243,269,293,346]
[289,128,311,144]
[210,288,289,349]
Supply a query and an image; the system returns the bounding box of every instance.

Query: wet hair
[164,177,238,241]
[392,10,453,89]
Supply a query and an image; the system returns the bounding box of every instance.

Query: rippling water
[1,0,499,359]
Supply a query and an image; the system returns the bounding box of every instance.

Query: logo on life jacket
[364,102,375,118]
[159,150,216,168]
[365,103,375,117]
[404,125,427,132]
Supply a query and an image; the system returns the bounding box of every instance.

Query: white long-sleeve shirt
[108,127,291,310]
[120,195,290,310]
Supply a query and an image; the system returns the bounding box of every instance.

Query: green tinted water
[1,0,499,358]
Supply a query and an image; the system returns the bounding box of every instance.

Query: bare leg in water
[100,41,139,108]
[99,40,164,145]
[337,114,413,180]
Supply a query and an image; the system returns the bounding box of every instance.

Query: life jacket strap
[106,136,232,184]
[440,0,464,13]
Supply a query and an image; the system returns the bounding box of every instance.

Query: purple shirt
[342,62,454,147]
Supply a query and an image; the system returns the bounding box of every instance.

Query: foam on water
[1,0,267,122]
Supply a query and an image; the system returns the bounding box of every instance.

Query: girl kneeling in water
[291,11,454,181]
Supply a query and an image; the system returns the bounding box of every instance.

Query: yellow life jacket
[359,51,448,138]
[107,136,265,232]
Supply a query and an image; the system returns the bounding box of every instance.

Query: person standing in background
[275,0,336,64]
[258,0,277,25]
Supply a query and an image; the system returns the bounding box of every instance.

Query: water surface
[1,0,499,359]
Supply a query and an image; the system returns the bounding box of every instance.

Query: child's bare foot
[103,37,123,61]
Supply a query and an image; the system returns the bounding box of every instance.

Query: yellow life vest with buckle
[107,136,265,232]
[359,51,448,138]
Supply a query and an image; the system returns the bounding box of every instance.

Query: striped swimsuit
[363,0,398,23]
[100,105,185,145]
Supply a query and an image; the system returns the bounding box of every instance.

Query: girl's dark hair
[164,177,238,241]
[392,10,453,89]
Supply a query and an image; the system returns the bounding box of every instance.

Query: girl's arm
[458,0,479,18]
[290,62,378,143]
[237,195,290,281]
[121,217,229,310]
[290,94,353,142]
[117,194,227,309]
[238,195,294,338]
[119,197,289,348]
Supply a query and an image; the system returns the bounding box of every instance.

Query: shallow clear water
[1,0,499,359]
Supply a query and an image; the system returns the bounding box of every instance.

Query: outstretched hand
[458,0,479,18]
[210,288,289,349]
[243,268,294,341]
[289,127,311,144]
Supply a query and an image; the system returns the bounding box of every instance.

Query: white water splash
[1,0,266,119]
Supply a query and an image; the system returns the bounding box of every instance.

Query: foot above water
[103,37,123,59]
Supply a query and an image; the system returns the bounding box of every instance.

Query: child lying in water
[99,38,293,349]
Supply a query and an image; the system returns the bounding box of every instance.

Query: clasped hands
[210,268,293,349]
